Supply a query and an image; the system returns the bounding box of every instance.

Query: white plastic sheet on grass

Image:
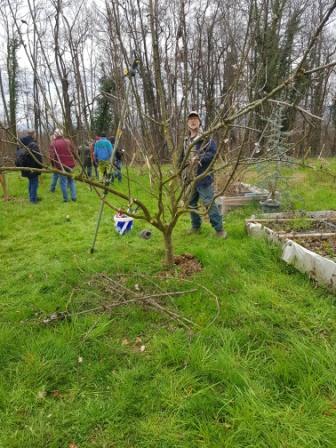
[246,218,336,293]
[282,240,336,291]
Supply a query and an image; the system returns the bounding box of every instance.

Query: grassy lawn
[1,164,336,447]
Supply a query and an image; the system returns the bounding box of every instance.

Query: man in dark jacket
[181,111,226,238]
[49,129,77,202]
[16,130,43,204]
[90,137,100,179]
[109,136,123,183]
[79,142,93,177]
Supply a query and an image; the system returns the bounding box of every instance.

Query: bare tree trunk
[163,228,174,265]
[0,69,10,124]
[54,0,73,135]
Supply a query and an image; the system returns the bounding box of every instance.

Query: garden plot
[246,211,336,292]
[216,182,270,213]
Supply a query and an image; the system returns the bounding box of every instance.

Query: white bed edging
[282,239,336,291]
[246,219,336,292]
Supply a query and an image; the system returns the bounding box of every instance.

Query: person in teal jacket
[93,133,113,180]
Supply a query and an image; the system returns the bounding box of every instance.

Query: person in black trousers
[16,130,43,203]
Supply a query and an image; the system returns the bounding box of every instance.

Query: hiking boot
[216,230,227,239]
[187,228,201,235]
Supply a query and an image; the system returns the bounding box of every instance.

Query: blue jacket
[94,138,113,162]
[182,136,217,187]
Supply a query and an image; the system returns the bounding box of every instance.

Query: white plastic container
[113,214,134,235]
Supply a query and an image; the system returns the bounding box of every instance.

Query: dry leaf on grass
[37,390,46,400]
[51,390,62,398]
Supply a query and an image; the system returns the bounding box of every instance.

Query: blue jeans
[189,183,223,231]
[60,174,76,201]
[93,163,99,179]
[50,173,59,192]
[86,165,92,177]
[28,176,39,203]
[87,164,99,179]
[112,160,122,182]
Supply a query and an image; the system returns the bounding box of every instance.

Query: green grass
[1,164,336,447]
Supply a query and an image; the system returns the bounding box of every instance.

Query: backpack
[15,148,29,167]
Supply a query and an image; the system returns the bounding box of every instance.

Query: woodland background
[0,0,335,163]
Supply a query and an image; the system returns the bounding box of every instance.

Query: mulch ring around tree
[173,253,203,277]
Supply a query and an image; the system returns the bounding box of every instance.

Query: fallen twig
[34,275,198,329]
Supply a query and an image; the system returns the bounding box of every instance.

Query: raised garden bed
[292,235,336,258]
[256,218,336,234]
[246,211,336,292]
[216,182,270,213]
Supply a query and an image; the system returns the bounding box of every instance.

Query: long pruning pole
[90,54,139,254]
